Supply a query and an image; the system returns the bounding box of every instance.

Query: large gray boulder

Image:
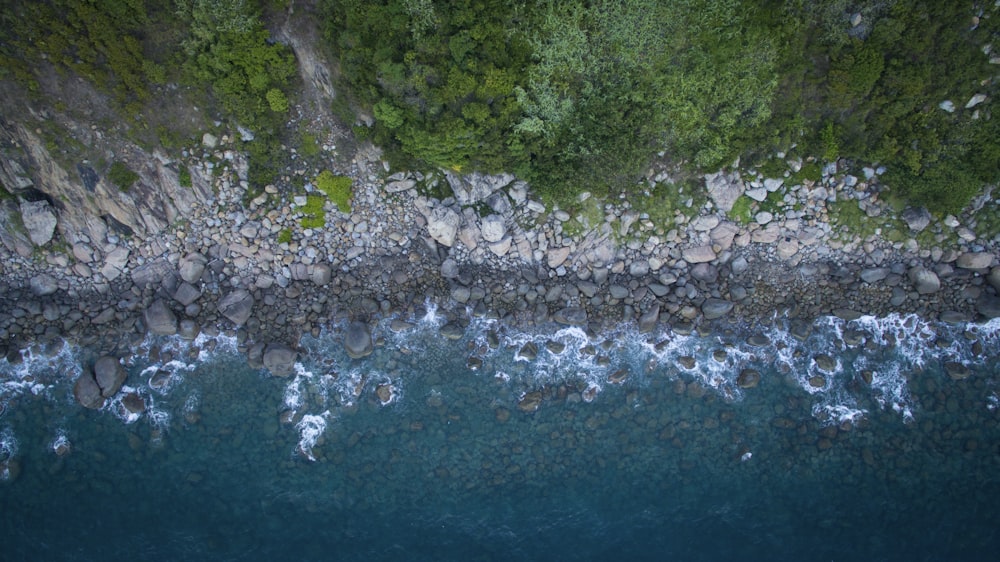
[683,245,717,264]
[19,199,57,246]
[178,252,208,284]
[263,344,298,377]
[976,296,1000,319]
[29,274,59,296]
[480,214,506,243]
[956,252,994,270]
[702,299,734,320]
[908,267,940,294]
[344,321,373,359]
[901,207,931,232]
[94,356,126,398]
[217,289,254,325]
[445,171,515,205]
[426,205,461,247]
[704,170,743,212]
[144,299,178,335]
[131,259,173,288]
[73,371,105,409]
[553,307,588,326]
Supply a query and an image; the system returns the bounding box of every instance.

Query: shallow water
[1,313,998,561]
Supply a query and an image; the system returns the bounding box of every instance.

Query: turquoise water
[1,312,998,560]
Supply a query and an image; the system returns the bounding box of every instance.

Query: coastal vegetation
[0,0,996,217]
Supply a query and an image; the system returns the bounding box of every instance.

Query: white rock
[202,133,218,148]
[745,188,768,202]
[480,214,506,243]
[19,200,58,246]
[939,100,955,113]
[754,211,773,225]
[682,245,716,264]
[966,94,987,109]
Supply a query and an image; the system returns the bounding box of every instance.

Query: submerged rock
[263,344,298,377]
[344,321,373,359]
[737,369,761,389]
[94,356,127,398]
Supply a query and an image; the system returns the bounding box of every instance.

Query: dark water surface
[1,314,998,561]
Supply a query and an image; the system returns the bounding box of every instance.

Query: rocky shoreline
[3,125,1000,388]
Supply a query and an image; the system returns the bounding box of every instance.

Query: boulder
[19,200,57,246]
[100,246,131,281]
[702,299,734,320]
[976,296,1000,319]
[480,214,506,243]
[988,267,1000,292]
[860,267,890,283]
[445,171,515,205]
[217,289,254,325]
[29,274,59,296]
[737,369,760,389]
[704,170,743,212]
[908,267,940,294]
[178,252,208,283]
[547,246,570,268]
[178,319,200,340]
[263,344,298,377]
[638,304,660,334]
[311,264,332,286]
[901,207,931,232]
[385,179,416,193]
[710,222,740,251]
[131,259,173,288]
[344,321,373,359]
[172,282,202,306]
[683,245,716,264]
[94,356,126,397]
[73,371,105,409]
[554,307,588,326]
[956,252,994,270]
[144,299,178,335]
[426,205,461,247]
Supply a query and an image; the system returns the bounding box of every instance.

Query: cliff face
[0,115,215,260]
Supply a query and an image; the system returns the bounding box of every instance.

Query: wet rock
[29,274,59,296]
[956,252,994,270]
[73,370,105,409]
[375,383,395,405]
[702,299,734,320]
[92,357,127,400]
[178,252,208,284]
[908,267,940,294]
[860,370,873,385]
[518,391,543,413]
[217,289,254,326]
[638,304,660,333]
[814,355,836,372]
[390,319,415,333]
[144,299,177,336]
[344,321,374,359]
[608,368,629,384]
[121,392,146,414]
[545,340,566,354]
[439,322,464,340]
[678,356,696,369]
[944,361,970,380]
[263,344,298,377]
[746,335,770,347]
[467,356,483,371]
[737,369,760,389]
[553,307,587,326]
[808,375,826,388]
[517,341,538,361]
[178,319,200,340]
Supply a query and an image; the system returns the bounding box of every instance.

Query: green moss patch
[315,171,352,213]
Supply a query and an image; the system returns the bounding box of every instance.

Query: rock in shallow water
[263,344,298,377]
[94,356,127,398]
[344,321,373,359]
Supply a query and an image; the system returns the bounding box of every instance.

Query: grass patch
[756,157,787,179]
[300,194,326,229]
[789,161,823,185]
[827,199,878,239]
[973,200,1000,240]
[315,170,352,213]
[178,165,192,188]
[108,161,139,191]
[562,196,604,238]
[634,179,705,230]
[299,131,321,158]
[728,196,754,224]
[277,228,292,244]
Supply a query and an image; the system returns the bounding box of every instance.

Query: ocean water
[1,310,998,561]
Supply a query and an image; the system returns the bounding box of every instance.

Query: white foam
[295,411,330,461]
[50,431,71,455]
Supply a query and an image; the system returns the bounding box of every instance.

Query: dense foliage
[325,0,999,212]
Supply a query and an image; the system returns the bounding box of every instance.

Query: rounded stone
[344,321,373,359]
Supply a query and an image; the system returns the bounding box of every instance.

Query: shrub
[314,170,352,213]
[178,165,192,188]
[108,162,140,191]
